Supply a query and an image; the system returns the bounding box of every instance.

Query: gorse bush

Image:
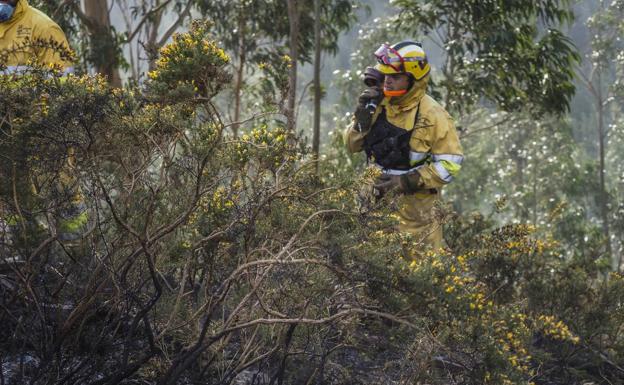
[1,20,623,385]
[148,20,232,100]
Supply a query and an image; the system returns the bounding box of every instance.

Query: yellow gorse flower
[148,20,230,89]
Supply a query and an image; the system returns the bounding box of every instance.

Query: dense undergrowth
[1,21,623,385]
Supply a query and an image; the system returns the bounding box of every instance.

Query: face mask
[0,3,15,23]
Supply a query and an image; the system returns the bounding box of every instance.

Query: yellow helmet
[373,41,430,81]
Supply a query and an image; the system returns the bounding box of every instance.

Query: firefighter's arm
[343,104,386,153]
[343,117,367,153]
[403,106,463,190]
[344,88,384,153]
[419,106,463,189]
[36,24,74,72]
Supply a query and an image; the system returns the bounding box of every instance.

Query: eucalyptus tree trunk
[312,0,321,169]
[286,0,300,132]
[232,12,246,138]
[596,72,612,259]
[145,2,163,72]
[83,0,122,87]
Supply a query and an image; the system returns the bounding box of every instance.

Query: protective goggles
[374,43,427,73]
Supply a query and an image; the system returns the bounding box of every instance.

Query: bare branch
[460,114,514,138]
[223,111,281,129]
[126,0,176,43]
[157,0,195,48]
[216,307,420,337]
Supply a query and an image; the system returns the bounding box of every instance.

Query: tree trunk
[83,0,122,87]
[286,0,300,132]
[145,2,163,72]
[312,0,321,170]
[597,72,612,260]
[510,124,528,222]
[232,13,246,138]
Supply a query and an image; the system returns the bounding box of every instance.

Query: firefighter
[344,41,463,251]
[1,0,85,246]
[0,0,73,71]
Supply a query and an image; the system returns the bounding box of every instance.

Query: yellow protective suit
[1,0,84,243]
[344,76,463,251]
[0,0,72,70]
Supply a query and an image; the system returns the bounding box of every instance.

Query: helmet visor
[374,44,405,72]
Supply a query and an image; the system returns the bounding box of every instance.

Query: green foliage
[422,215,624,384]
[198,0,357,63]
[195,0,357,128]
[249,53,293,112]
[86,24,129,73]
[147,20,232,99]
[392,0,580,115]
[584,0,624,262]
[447,112,601,248]
[586,0,624,72]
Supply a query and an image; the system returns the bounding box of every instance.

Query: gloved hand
[353,87,382,132]
[373,174,400,199]
[373,171,424,199]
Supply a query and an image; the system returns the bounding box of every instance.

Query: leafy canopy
[393,0,580,115]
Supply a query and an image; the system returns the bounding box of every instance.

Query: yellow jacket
[344,76,463,190]
[0,0,72,70]
[1,1,83,241]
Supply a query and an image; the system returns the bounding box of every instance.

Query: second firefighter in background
[1,0,86,244]
[344,41,463,250]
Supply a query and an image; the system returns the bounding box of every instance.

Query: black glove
[373,174,400,199]
[373,171,424,199]
[354,87,382,132]
[399,171,424,193]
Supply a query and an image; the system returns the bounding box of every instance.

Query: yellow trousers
[397,191,443,251]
